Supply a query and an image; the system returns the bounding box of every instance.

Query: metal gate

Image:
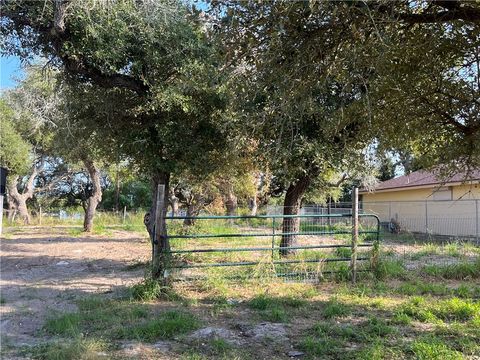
[164,213,381,281]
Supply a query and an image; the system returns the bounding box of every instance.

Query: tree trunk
[225,190,238,216]
[249,196,258,216]
[114,168,120,212]
[280,175,311,257]
[6,170,37,225]
[144,172,170,280]
[169,188,179,217]
[183,204,196,226]
[6,194,16,223]
[82,159,102,232]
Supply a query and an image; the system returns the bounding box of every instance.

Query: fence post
[123,206,127,224]
[0,194,3,237]
[425,200,428,234]
[351,187,359,283]
[39,205,42,226]
[476,200,479,243]
[271,217,276,261]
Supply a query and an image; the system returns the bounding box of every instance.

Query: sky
[0,56,23,90]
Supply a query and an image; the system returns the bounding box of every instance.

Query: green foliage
[0,100,31,175]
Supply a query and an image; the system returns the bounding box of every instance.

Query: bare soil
[0,227,148,348]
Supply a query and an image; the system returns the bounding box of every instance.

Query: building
[359,169,480,238]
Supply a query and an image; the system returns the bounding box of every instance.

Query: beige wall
[361,182,480,203]
[360,183,480,237]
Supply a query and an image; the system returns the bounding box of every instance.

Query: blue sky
[0,56,23,90]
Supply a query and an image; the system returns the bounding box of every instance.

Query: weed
[356,341,401,360]
[29,337,108,360]
[117,310,199,341]
[374,259,406,280]
[322,298,350,319]
[411,337,464,360]
[335,247,352,258]
[396,281,450,296]
[423,260,480,280]
[300,335,342,357]
[362,317,395,338]
[44,313,82,336]
[209,338,232,354]
[130,278,165,301]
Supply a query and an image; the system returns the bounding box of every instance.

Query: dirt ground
[0,227,148,349]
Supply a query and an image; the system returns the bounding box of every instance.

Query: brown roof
[363,169,480,192]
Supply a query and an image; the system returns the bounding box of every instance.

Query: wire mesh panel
[164,214,380,282]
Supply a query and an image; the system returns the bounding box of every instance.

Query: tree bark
[114,169,120,212]
[183,203,197,226]
[82,159,102,232]
[144,172,170,280]
[225,190,238,216]
[279,174,311,257]
[6,169,37,225]
[169,187,179,217]
[249,196,258,216]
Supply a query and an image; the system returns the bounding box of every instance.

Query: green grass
[44,313,83,337]
[247,294,307,322]
[322,298,351,318]
[28,337,109,360]
[411,337,464,360]
[422,260,480,279]
[396,296,480,323]
[44,296,199,344]
[116,310,199,341]
[374,259,407,279]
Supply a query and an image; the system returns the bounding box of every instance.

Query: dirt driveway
[1,227,149,350]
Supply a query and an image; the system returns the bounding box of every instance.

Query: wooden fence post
[351,187,359,283]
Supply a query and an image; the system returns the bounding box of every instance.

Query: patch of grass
[322,298,351,319]
[0,297,6,305]
[362,317,395,338]
[67,228,84,237]
[397,296,480,324]
[396,281,450,296]
[411,243,440,260]
[247,294,305,322]
[44,313,82,336]
[335,247,352,258]
[374,259,407,280]
[356,341,402,360]
[117,310,199,341]
[422,261,480,280]
[411,337,464,360]
[29,337,109,360]
[392,312,412,325]
[300,335,342,357]
[209,338,233,355]
[130,278,165,301]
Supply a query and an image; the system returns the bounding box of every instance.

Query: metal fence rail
[164,213,380,281]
